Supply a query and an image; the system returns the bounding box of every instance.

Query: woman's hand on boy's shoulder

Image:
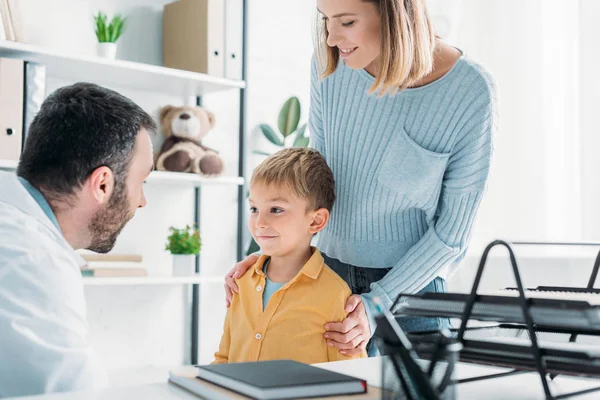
[224,253,260,307]
[323,295,370,356]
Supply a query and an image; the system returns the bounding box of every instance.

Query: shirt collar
[252,247,324,280]
[18,177,62,234]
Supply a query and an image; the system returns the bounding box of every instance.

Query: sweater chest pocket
[376,128,451,207]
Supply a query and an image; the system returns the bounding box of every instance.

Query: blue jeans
[322,253,450,356]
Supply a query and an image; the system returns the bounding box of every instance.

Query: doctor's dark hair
[17,82,156,203]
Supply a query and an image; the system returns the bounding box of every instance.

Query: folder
[0,0,14,41]
[0,2,7,41]
[163,0,225,77]
[23,61,46,142]
[0,58,24,162]
[6,0,26,42]
[224,0,243,80]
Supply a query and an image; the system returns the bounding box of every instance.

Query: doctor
[0,82,156,397]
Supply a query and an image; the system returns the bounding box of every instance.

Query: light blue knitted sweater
[309,54,496,317]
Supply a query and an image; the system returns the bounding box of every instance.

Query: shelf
[82,274,223,286]
[145,170,244,187]
[0,40,245,97]
[0,159,18,170]
[0,162,244,187]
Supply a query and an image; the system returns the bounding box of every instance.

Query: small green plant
[165,225,201,255]
[254,96,309,157]
[94,12,127,43]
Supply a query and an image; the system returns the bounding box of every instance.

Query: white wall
[431,0,583,255]
[579,0,600,241]
[428,0,600,292]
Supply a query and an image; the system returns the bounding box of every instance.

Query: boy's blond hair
[250,148,335,212]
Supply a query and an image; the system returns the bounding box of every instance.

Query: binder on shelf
[0,1,6,40]
[6,0,26,42]
[224,0,243,80]
[0,0,14,41]
[0,57,23,162]
[22,61,46,144]
[163,0,225,77]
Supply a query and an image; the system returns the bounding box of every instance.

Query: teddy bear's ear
[159,105,175,122]
[206,110,216,129]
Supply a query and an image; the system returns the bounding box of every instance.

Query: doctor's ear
[87,166,115,205]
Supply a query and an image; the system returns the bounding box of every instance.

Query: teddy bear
[156,105,224,176]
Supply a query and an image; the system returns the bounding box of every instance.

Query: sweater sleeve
[362,79,497,322]
[309,56,326,156]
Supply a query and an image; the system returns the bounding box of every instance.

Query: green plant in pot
[93,11,127,60]
[165,225,201,276]
[247,96,310,255]
[254,96,310,156]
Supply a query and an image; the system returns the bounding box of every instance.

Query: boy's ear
[308,208,329,234]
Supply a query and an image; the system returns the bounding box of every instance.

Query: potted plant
[93,11,127,59]
[165,225,201,276]
[246,96,310,255]
[254,96,310,157]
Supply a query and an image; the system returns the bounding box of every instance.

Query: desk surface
[10,357,600,400]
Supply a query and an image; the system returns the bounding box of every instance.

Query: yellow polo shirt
[213,248,367,364]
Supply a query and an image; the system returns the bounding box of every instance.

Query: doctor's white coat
[0,171,108,397]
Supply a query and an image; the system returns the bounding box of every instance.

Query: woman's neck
[363,41,462,88]
[266,246,313,283]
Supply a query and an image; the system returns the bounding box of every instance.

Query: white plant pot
[172,254,196,277]
[97,42,117,59]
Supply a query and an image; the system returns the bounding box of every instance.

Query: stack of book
[0,0,26,42]
[79,253,147,277]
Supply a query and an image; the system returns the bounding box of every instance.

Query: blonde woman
[226,0,496,357]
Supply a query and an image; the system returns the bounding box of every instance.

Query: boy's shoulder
[316,262,352,297]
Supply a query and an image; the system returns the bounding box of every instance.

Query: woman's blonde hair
[314,0,437,96]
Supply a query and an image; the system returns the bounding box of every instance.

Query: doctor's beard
[86,182,134,253]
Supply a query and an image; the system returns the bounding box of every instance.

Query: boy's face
[248,182,327,257]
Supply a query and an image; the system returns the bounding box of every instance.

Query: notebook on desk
[169,360,378,400]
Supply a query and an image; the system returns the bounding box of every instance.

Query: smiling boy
[213,148,366,364]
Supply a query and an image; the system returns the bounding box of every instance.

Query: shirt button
[256,285,262,292]
[255,333,262,340]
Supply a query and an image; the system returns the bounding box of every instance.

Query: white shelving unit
[82,275,223,286]
[145,170,244,187]
[0,40,245,97]
[0,15,248,364]
[0,159,18,170]
[0,161,245,187]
